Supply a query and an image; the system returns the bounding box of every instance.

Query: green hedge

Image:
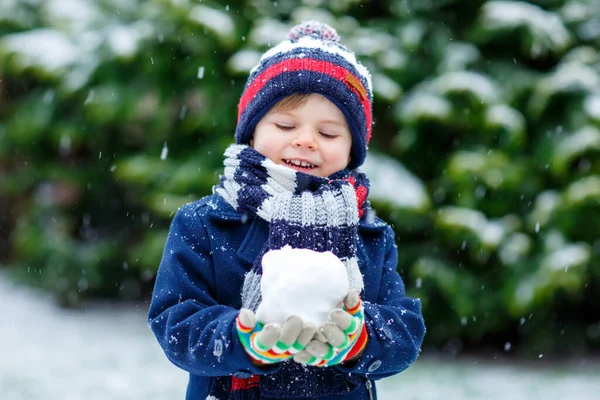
[1,0,599,355]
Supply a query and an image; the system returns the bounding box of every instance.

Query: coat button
[367,359,382,373]
[234,371,253,379]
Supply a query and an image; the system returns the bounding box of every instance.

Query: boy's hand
[236,309,316,364]
[293,290,368,367]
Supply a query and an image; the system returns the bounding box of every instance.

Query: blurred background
[1,0,600,398]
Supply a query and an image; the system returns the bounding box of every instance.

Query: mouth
[283,159,318,171]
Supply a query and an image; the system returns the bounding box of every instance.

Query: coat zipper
[365,379,374,400]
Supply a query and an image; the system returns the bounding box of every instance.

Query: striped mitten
[293,290,368,367]
[236,309,315,364]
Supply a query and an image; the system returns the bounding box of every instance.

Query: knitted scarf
[210,144,370,400]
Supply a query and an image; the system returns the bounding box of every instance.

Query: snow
[255,246,349,326]
[1,0,154,91]
[561,1,590,22]
[248,19,290,47]
[105,23,153,58]
[348,30,394,56]
[44,0,99,34]
[0,0,37,24]
[189,5,235,42]
[553,126,600,174]
[377,49,407,70]
[441,42,480,71]
[529,190,560,228]
[479,1,571,56]
[565,175,600,205]
[227,49,263,74]
[362,151,430,211]
[0,273,186,399]
[2,273,600,399]
[373,73,402,102]
[530,63,600,117]
[0,27,101,91]
[400,21,427,49]
[197,66,205,79]
[486,104,526,137]
[553,63,600,91]
[2,29,79,72]
[430,71,502,104]
[513,242,589,311]
[542,244,589,273]
[584,95,600,120]
[577,18,600,42]
[400,92,452,122]
[436,207,518,249]
[448,150,514,190]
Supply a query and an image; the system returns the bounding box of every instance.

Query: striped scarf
[211,144,370,400]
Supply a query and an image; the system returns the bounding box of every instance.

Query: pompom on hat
[235,21,373,170]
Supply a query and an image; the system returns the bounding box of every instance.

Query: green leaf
[435,206,521,251]
[483,104,527,149]
[473,1,571,59]
[508,243,590,316]
[446,150,527,190]
[428,70,503,106]
[563,175,600,207]
[189,4,237,48]
[549,125,600,177]
[528,62,600,118]
[362,151,431,213]
[412,256,478,317]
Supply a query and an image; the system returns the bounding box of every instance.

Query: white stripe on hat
[249,35,372,93]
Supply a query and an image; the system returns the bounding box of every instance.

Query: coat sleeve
[147,202,280,377]
[335,225,426,379]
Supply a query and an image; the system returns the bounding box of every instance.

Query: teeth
[285,159,315,168]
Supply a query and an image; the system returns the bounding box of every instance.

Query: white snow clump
[255,245,349,326]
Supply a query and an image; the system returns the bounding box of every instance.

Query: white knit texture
[249,35,373,93]
[214,144,245,210]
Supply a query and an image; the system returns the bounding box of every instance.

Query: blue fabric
[148,194,426,399]
[234,69,367,170]
[213,145,370,399]
[233,21,373,171]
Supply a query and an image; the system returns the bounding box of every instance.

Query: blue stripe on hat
[244,46,371,100]
[235,70,367,170]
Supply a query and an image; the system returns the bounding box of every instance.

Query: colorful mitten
[293,290,368,367]
[237,309,315,364]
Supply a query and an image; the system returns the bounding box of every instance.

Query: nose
[291,128,318,150]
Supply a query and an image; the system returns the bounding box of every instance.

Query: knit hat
[235,20,373,170]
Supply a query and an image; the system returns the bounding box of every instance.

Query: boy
[148,21,425,400]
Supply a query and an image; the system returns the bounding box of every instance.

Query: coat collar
[206,193,387,231]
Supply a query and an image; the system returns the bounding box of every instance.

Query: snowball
[255,246,349,326]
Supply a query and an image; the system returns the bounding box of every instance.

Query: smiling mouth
[283,159,317,170]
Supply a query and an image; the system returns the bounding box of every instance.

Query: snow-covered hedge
[1,0,600,355]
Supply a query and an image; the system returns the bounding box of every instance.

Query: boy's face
[251,94,352,177]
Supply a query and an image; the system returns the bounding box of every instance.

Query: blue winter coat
[148,193,425,400]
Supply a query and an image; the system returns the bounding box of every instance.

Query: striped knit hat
[235,20,373,170]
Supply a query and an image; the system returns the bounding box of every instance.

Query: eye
[275,123,294,131]
[320,132,337,139]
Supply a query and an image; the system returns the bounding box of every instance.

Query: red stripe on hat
[238,58,372,142]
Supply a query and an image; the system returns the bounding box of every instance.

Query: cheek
[329,141,352,162]
[324,143,351,165]
[253,135,285,159]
